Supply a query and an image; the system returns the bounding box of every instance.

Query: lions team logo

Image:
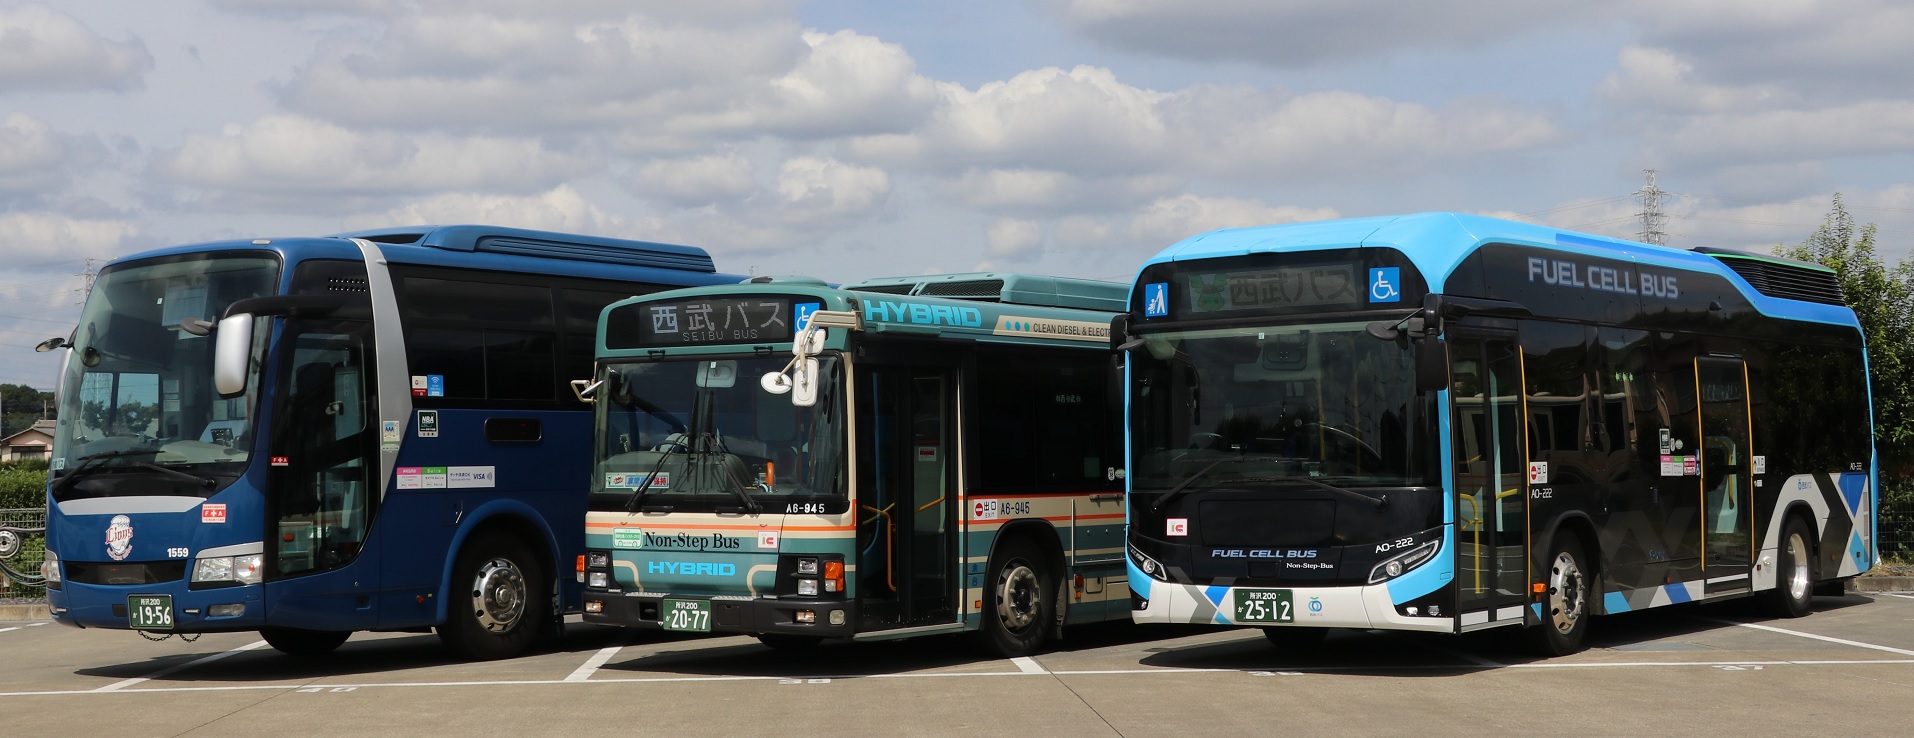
[105,515,134,561]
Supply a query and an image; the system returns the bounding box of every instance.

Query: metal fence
[0,506,47,596]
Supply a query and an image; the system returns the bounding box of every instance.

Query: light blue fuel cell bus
[579,273,1132,656]
[35,225,739,659]
[1114,212,1875,654]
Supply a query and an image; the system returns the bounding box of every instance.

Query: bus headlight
[192,553,265,585]
[1128,543,1168,581]
[588,572,609,589]
[1368,540,1439,584]
[41,549,61,588]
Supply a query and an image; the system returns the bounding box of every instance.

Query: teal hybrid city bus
[39,225,737,659]
[1116,212,1875,654]
[579,273,1132,656]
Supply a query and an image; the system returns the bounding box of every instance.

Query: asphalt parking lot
[4,593,1914,737]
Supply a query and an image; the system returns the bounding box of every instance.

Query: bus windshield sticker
[1144,282,1169,316]
[381,420,401,451]
[417,410,439,438]
[1368,267,1400,303]
[427,375,444,397]
[1167,518,1188,536]
[411,375,427,396]
[447,466,494,488]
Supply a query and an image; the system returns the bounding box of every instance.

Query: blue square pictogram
[1143,283,1170,317]
[1368,268,1401,303]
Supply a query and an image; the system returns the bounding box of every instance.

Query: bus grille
[65,560,188,586]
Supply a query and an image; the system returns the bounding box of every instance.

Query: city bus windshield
[1128,320,1437,492]
[593,355,846,514]
[50,254,277,500]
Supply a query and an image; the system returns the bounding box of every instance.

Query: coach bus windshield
[593,355,846,514]
[1129,320,1437,492]
[49,255,277,500]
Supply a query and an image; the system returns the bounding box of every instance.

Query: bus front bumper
[582,592,856,639]
[47,580,266,632]
[1127,560,1454,634]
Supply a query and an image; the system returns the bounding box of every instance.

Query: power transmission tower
[1635,169,1670,246]
[75,258,100,304]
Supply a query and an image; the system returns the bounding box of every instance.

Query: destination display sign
[625,296,803,347]
[1184,263,1362,314]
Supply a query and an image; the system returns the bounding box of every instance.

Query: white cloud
[1048,0,1589,66]
[0,4,154,92]
[985,218,1043,260]
[0,211,139,262]
[1649,101,1914,170]
[1596,46,1794,115]
[345,185,643,236]
[273,9,935,141]
[1056,194,1339,256]
[149,115,593,211]
[851,67,1561,182]
[1618,0,1914,103]
[772,156,890,221]
[0,113,105,199]
[939,168,1181,213]
[630,153,757,207]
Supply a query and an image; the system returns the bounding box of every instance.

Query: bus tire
[756,634,824,651]
[1532,534,1591,657]
[1261,626,1328,653]
[1761,516,1815,619]
[437,533,545,661]
[981,536,1053,658]
[260,627,350,657]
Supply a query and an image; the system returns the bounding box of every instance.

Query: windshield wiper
[50,449,161,497]
[1229,475,1390,511]
[1149,455,1293,512]
[624,436,687,513]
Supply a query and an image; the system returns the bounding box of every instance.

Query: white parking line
[1706,619,1914,657]
[6,658,1914,699]
[1882,594,1914,601]
[1011,656,1047,674]
[565,639,629,682]
[91,640,271,693]
[0,627,17,634]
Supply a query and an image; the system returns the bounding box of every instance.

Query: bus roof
[842,272,1128,312]
[598,273,1122,356]
[97,225,729,285]
[1141,211,1851,324]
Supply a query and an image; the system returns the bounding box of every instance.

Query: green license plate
[1233,589,1294,623]
[661,598,711,632]
[128,594,174,630]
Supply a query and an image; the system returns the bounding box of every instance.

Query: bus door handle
[1090,494,1123,504]
[446,498,463,526]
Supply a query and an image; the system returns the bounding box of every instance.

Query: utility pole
[1635,169,1670,246]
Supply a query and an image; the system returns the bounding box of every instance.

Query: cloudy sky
[3,0,1913,387]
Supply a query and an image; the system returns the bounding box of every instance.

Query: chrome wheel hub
[471,557,527,633]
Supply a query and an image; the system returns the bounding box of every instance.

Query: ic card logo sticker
[757,531,779,549]
[1368,268,1400,303]
[1167,518,1189,537]
[1143,283,1170,317]
[105,514,134,561]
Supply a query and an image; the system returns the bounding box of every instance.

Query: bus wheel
[1761,516,1815,618]
[756,634,824,651]
[438,534,545,661]
[1261,627,1328,653]
[981,537,1053,658]
[1533,535,1591,656]
[260,627,350,657]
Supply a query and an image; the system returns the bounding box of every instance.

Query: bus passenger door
[1448,334,1530,629]
[1697,357,1753,592]
[854,363,957,630]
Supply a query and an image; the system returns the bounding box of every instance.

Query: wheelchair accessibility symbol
[1368,267,1401,303]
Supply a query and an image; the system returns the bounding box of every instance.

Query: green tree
[0,383,55,439]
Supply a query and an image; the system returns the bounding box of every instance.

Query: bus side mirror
[214,314,255,398]
[1415,337,1449,394]
[790,358,820,407]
